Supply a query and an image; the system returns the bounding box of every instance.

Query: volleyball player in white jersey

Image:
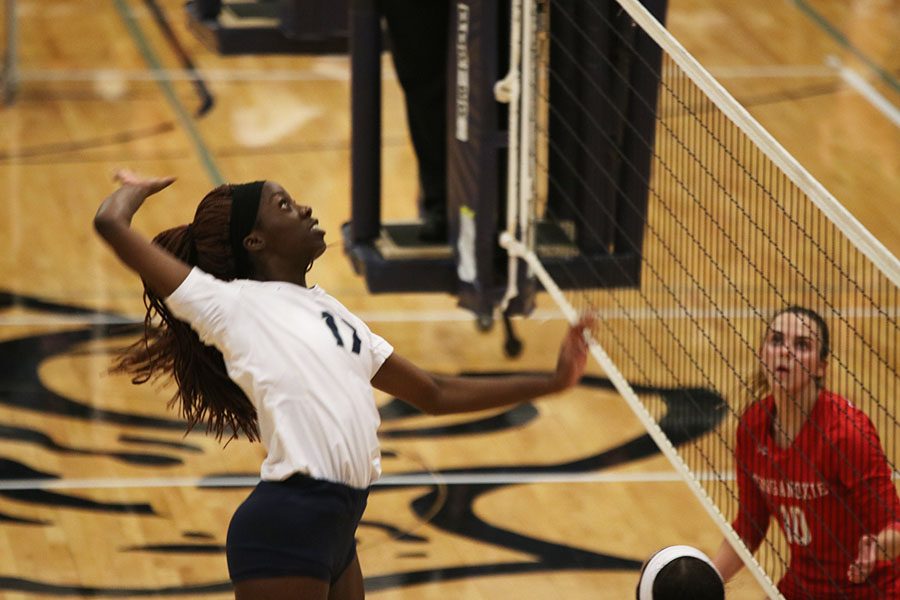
[93,171,593,600]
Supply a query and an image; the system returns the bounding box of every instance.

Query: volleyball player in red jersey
[713,306,899,599]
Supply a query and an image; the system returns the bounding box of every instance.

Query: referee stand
[344,0,664,355]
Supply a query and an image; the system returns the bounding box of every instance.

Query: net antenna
[501,0,900,597]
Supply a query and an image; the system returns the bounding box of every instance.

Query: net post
[518,0,537,264]
[349,0,382,242]
[498,0,523,313]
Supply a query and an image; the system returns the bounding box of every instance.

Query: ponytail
[113,186,259,441]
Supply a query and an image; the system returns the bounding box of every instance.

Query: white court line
[827,56,900,128]
[707,65,836,79]
[14,67,383,83]
[0,314,141,326]
[1,305,897,327]
[0,309,536,327]
[1,470,898,491]
[14,65,841,84]
[0,471,707,491]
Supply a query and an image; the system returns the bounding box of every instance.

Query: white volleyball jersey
[165,267,393,489]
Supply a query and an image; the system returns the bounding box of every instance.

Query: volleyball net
[500,0,899,596]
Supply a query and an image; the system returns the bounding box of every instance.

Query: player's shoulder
[816,390,877,441]
[740,396,772,427]
[168,266,242,303]
[736,396,772,441]
[817,390,865,420]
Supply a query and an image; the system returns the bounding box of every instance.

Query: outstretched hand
[113,169,176,195]
[94,169,191,299]
[552,314,595,391]
[848,534,878,584]
[95,169,177,227]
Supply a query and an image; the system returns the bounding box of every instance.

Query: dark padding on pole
[350,0,382,242]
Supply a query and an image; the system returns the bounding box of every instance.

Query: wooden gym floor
[0,0,897,598]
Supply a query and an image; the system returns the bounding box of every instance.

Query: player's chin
[313,238,327,259]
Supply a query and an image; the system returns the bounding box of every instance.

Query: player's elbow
[93,214,113,237]
[93,213,123,241]
[734,522,766,555]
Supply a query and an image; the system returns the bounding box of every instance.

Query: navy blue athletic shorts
[226,473,369,584]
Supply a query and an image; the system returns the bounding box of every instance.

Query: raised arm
[371,316,593,415]
[93,170,190,298]
[713,493,773,582]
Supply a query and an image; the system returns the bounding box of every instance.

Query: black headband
[229,181,265,278]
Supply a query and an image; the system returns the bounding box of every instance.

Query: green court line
[113,0,225,185]
[791,0,899,94]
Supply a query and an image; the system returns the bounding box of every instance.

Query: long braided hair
[113,185,259,441]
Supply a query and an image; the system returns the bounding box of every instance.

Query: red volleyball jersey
[733,390,900,599]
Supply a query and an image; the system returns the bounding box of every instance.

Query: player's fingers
[848,562,872,584]
[113,168,134,183]
[848,537,876,584]
[152,176,177,191]
[576,314,596,333]
[572,318,592,343]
